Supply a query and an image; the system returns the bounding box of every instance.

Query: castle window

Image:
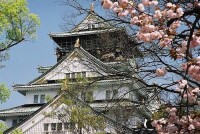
[47,80,56,84]
[70,122,75,129]
[106,90,112,100]
[113,90,118,99]
[71,73,75,79]
[66,41,73,50]
[66,73,70,79]
[57,123,62,131]
[88,24,93,30]
[44,123,64,132]
[44,123,49,131]
[66,72,87,79]
[82,72,86,77]
[34,95,39,103]
[94,24,98,28]
[12,119,23,127]
[12,119,18,126]
[51,123,56,131]
[40,95,45,103]
[84,39,92,50]
[64,122,70,130]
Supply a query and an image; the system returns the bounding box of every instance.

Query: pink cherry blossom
[167,124,178,133]
[154,10,162,19]
[166,2,176,8]
[130,16,139,24]
[166,2,173,7]
[102,1,200,133]
[142,0,150,6]
[176,7,184,17]
[167,9,177,19]
[151,0,158,6]
[156,68,166,77]
[170,21,180,29]
[192,87,199,93]
[188,124,195,130]
[119,0,128,5]
[159,38,172,47]
[102,0,113,9]
[190,36,200,48]
[138,3,145,12]
[181,63,188,70]
[179,79,187,88]
[118,10,129,17]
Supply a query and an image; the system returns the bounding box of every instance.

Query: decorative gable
[44,51,106,81]
[71,12,114,32]
[4,93,120,134]
[30,46,117,85]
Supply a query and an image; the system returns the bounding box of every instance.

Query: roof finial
[75,38,80,48]
[90,2,94,12]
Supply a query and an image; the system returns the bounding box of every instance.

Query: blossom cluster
[102,0,184,43]
[182,56,200,81]
[102,1,200,133]
[152,107,200,133]
[175,80,199,104]
[156,68,166,77]
[102,0,200,71]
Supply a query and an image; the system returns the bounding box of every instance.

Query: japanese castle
[0,7,158,134]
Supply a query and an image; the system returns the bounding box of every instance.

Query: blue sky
[0,0,105,110]
[0,0,74,109]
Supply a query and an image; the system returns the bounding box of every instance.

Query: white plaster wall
[93,89,105,100]
[12,103,99,134]
[45,57,106,81]
[4,117,13,128]
[4,116,24,128]
[25,89,59,104]
[91,84,132,101]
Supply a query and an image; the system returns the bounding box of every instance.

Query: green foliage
[0,0,40,42]
[0,83,10,103]
[152,105,168,120]
[0,122,7,134]
[49,78,106,133]
[45,94,53,102]
[0,0,40,102]
[61,77,95,102]
[0,0,40,64]
[70,106,105,130]
[11,129,23,134]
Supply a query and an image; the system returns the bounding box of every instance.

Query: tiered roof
[0,104,43,118]
[4,91,156,134]
[69,11,114,32]
[49,28,122,38]
[49,11,116,38]
[14,46,119,91]
[2,9,156,134]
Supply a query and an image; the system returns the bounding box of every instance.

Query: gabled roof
[13,83,61,95]
[49,28,122,38]
[3,94,61,134]
[70,11,114,32]
[4,91,156,134]
[49,11,116,38]
[3,92,132,134]
[20,46,118,86]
